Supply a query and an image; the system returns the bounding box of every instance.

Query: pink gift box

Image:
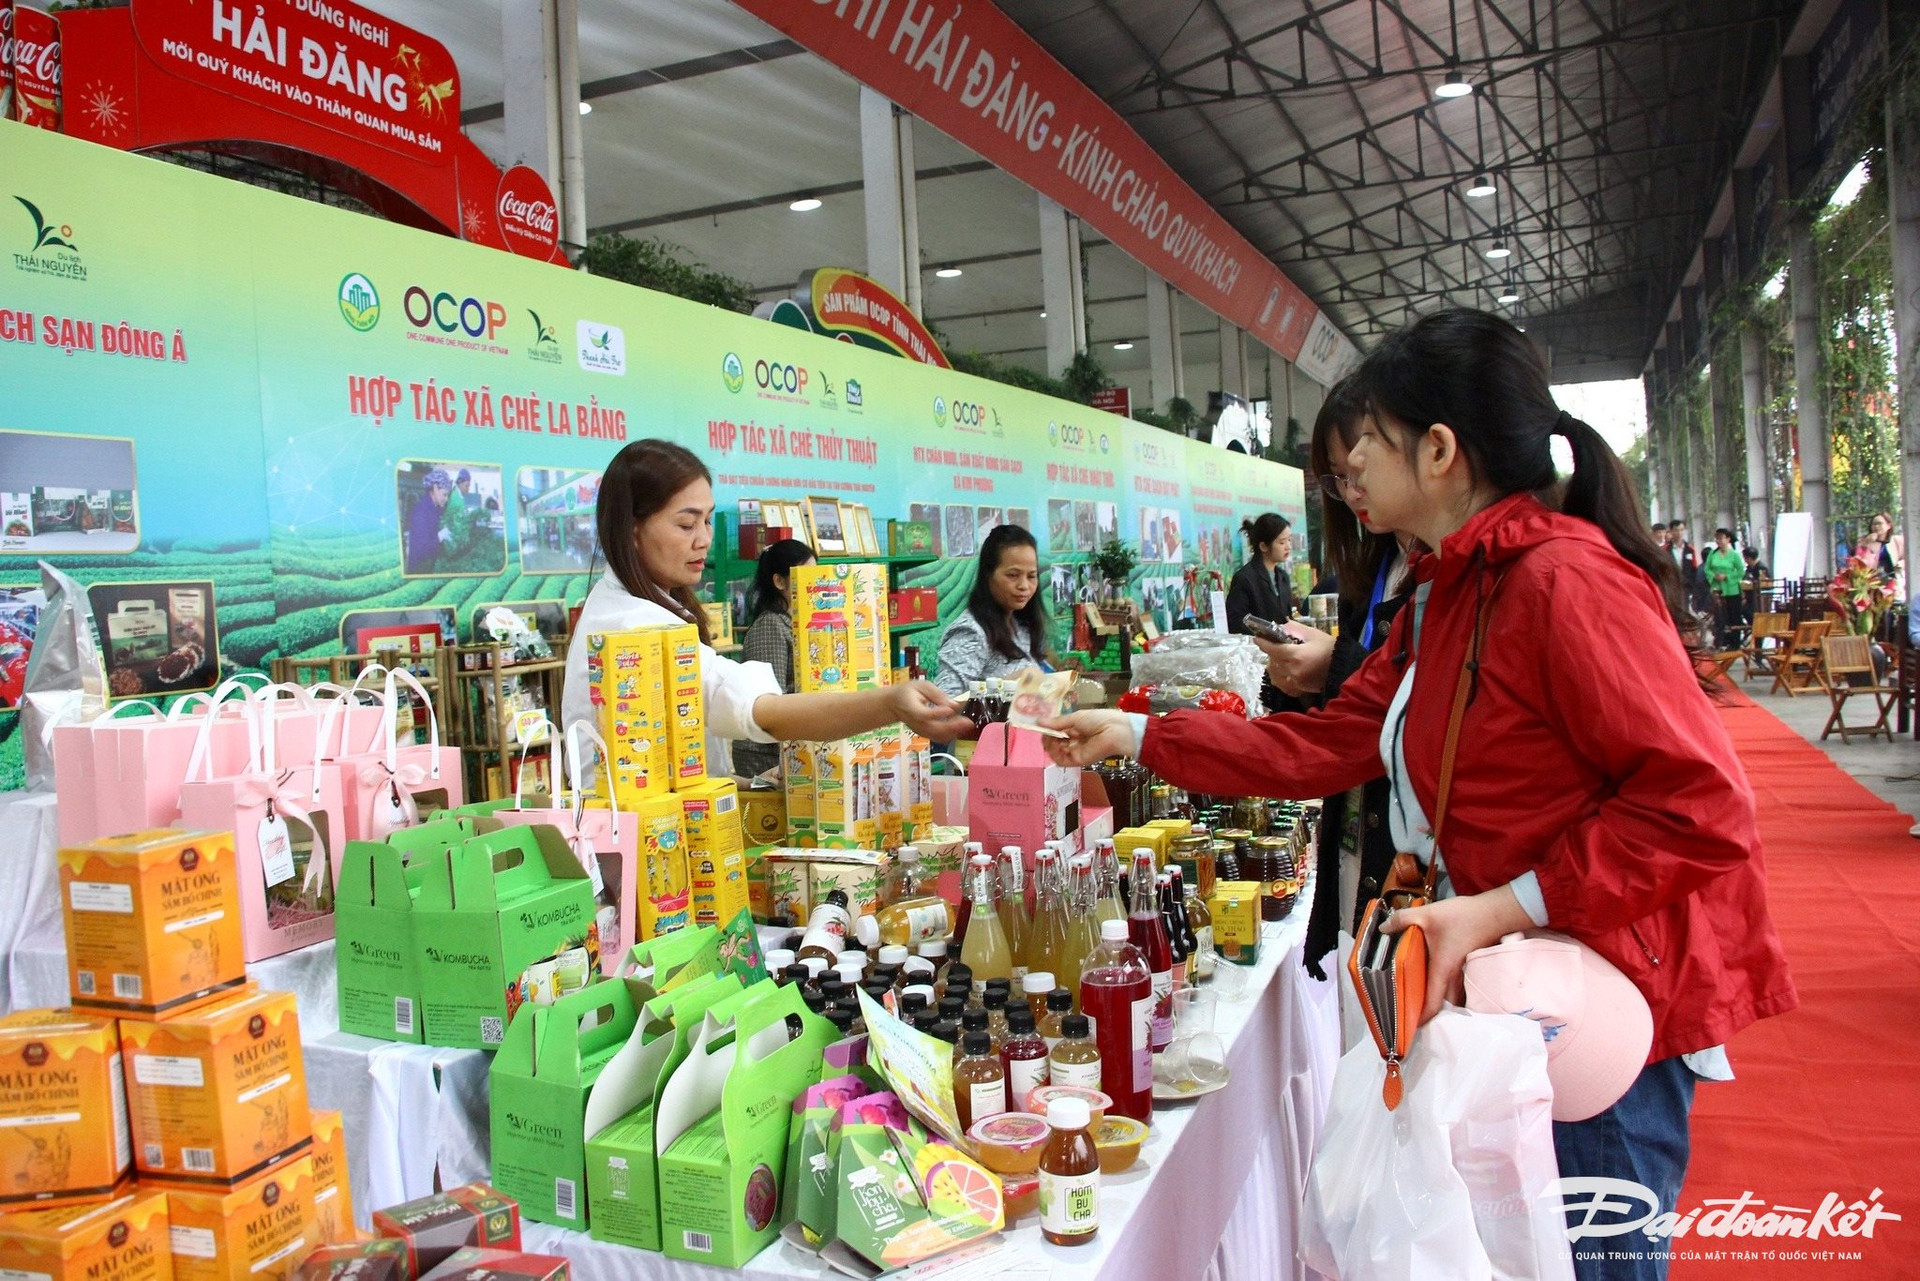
[334,669,464,843]
[58,681,261,846]
[967,722,1083,866]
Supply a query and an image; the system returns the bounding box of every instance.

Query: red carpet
[1669,690,1919,1277]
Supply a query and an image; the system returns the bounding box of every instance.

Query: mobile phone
[1242,614,1303,644]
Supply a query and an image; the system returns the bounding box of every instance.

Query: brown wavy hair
[594,439,714,644]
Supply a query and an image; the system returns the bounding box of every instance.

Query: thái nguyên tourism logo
[722,351,745,393]
[338,272,380,331]
[11,196,85,282]
[528,308,560,363]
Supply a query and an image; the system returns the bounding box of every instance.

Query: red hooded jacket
[1141,494,1795,1061]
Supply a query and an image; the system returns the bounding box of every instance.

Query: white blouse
[562,572,781,773]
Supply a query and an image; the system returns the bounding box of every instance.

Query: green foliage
[1131,396,1199,435]
[1059,351,1115,403]
[938,347,1116,406]
[1092,536,1138,584]
[578,235,757,314]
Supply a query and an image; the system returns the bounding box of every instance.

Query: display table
[0,789,1340,1278]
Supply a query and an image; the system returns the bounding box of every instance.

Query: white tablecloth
[0,789,1340,1277]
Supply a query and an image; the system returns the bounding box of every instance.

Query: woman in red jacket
[1046,309,1795,1280]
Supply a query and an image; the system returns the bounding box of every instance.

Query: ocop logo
[404,284,508,340]
[756,359,808,395]
[722,351,745,393]
[338,273,379,332]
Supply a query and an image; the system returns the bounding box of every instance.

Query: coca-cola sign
[494,164,559,262]
[1,0,17,122]
[12,4,57,131]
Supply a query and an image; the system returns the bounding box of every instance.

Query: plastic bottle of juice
[1048,1014,1103,1088]
[856,894,953,949]
[1039,1098,1100,1247]
[1078,918,1153,1123]
[1126,852,1174,1053]
[1001,1005,1050,1107]
[955,1030,1008,1131]
[959,855,1012,997]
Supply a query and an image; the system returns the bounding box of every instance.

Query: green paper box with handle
[655,982,835,1266]
[411,824,598,1049]
[489,975,657,1228]
[583,971,748,1250]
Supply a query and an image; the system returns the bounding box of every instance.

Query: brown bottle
[1039,1096,1100,1246]
[955,1030,1008,1131]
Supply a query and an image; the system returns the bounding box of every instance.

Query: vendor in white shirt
[562,439,973,769]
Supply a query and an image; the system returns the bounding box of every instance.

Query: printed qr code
[183,1148,216,1173]
[481,1016,505,1044]
[77,972,96,996]
[143,1143,162,1168]
[394,997,414,1035]
[555,1177,576,1220]
[114,974,144,999]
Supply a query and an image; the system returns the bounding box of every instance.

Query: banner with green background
[0,121,1304,788]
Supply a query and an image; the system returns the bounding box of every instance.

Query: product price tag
[259,813,295,887]
[571,830,607,896]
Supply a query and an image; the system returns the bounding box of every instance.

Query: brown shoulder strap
[1423,569,1507,898]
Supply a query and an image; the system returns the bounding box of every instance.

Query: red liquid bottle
[1079,917,1153,1123]
[1126,850,1175,1053]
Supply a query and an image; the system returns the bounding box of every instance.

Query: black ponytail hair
[748,538,816,620]
[1355,309,1689,642]
[1240,512,1290,558]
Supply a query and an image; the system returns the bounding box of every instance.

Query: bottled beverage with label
[954,1031,1008,1131]
[959,855,1012,995]
[1078,918,1153,1123]
[1160,874,1189,993]
[1039,988,1073,1052]
[1001,1005,1049,1105]
[1127,853,1174,1053]
[887,844,925,902]
[1048,1014,1102,1089]
[856,895,953,949]
[1060,856,1100,1003]
[996,846,1031,981]
[955,841,985,940]
[1023,849,1068,983]
[797,889,853,965]
[1093,840,1127,927]
[1183,876,1214,981]
[1039,1096,1100,1247]
[1170,868,1206,979]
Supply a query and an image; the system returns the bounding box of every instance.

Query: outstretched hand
[1039,710,1137,766]
[892,680,975,742]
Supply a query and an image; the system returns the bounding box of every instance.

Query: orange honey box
[309,1109,356,1244]
[122,988,312,1188]
[59,828,248,1019]
[0,1186,170,1280]
[0,1009,133,1211]
[167,1155,317,1281]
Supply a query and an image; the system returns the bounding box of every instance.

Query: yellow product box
[59,828,248,1019]
[166,1155,316,1281]
[1112,827,1172,869]
[781,740,815,827]
[1148,818,1193,841]
[744,844,774,921]
[844,562,892,687]
[0,1186,170,1280]
[587,630,671,804]
[0,1009,132,1210]
[784,850,889,922]
[811,739,855,833]
[791,565,854,693]
[899,726,933,829]
[635,795,690,940]
[122,987,311,1188]
[681,781,749,928]
[654,622,708,787]
[764,855,809,925]
[309,1109,355,1244]
[1208,881,1262,967]
[736,785,787,846]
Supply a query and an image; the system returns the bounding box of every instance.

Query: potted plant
[1828,547,1899,636]
[1092,537,1138,608]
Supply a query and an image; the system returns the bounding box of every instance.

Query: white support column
[1146,278,1183,410]
[861,87,922,317]
[1709,361,1737,533]
[1741,325,1772,555]
[1790,214,1832,574]
[1218,321,1248,401]
[1890,85,1920,596]
[1039,194,1085,377]
[500,0,583,246]
[1643,379,1664,524]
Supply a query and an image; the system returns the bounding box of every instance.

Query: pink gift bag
[489,721,638,976]
[177,697,347,962]
[83,678,264,844]
[335,668,463,843]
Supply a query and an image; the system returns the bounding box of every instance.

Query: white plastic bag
[1302,1006,1574,1281]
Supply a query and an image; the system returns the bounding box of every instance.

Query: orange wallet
[1349,895,1429,1109]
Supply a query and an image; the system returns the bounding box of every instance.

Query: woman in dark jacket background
[1226,512,1296,710]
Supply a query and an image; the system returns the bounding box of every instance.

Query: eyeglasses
[1314,472,1357,500]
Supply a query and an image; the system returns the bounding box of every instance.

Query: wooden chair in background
[1770,619,1834,697]
[1742,612,1791,679]
[1820,633,1899,742]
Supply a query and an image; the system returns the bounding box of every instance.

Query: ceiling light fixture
[1498,285,1519,303]
[1113,342,1134,351]
[1486,239,1511,259]
[1435,71,1473,99]
[578,101,593,116]
[934,266,963,278]
[1466,173,1496,197]
[1039,311,1048,318]
[788,197,822,212]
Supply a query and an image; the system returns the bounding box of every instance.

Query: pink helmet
[1464,929,1654,1122]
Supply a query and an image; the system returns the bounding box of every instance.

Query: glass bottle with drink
[959,855,1012,997]
[1127,853,1174,1053]
[997,846,1031,981]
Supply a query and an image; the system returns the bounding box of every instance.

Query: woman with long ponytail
[1041,309,1795,1279]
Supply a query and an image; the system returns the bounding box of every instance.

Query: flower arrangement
[1827,547,1899,634]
